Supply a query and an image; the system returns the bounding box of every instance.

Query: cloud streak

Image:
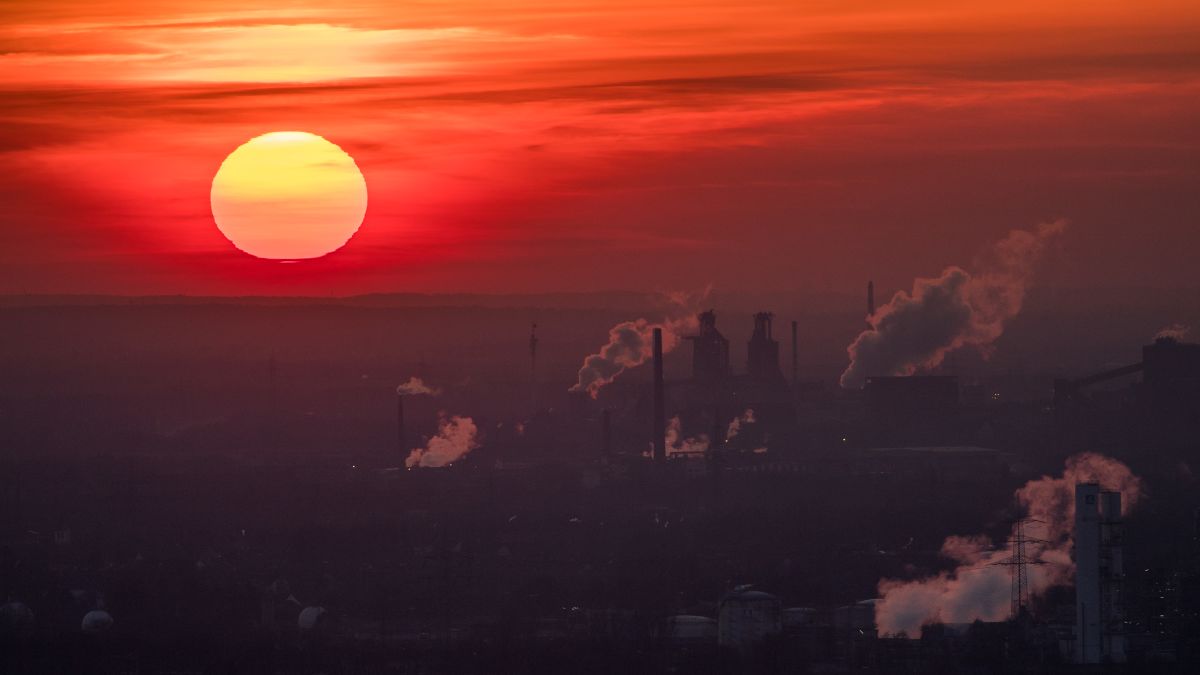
[1,2,1197,295]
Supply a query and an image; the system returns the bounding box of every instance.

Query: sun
[211,131,367,260]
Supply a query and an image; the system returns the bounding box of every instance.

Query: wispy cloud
[1,0,1198,294]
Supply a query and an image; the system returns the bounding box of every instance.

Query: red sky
[1,0,1198,296]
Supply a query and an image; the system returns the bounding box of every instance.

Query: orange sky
[1,0,1198,295]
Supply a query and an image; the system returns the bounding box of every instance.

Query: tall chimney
[267,353,279,447]
[867,281,875,319]
[397,392,406,460]
[710,404,724,449]
[529,322,539,413]
[791,320,798,386]
[601,409,612,456]
[652,327,666,463]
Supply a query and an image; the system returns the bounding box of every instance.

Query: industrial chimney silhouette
[653,327,666,463]
[711,404,724,449]
[747,312,782,379]
[396,390,406,459]
[601,408,612,456]
[529,322,539,413]
[791,319,799,386]
[867,281,875,319]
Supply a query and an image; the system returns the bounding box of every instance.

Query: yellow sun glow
[211,131,367,260]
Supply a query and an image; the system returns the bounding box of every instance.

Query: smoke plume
[1155,323,1190,341]
[570,289,710,398]
[874,452,1141,636]
[840,220,1067,389]
[664,415,710,455]
[405,414,480,468]
[397,376,441,396]
[725,408,756,439]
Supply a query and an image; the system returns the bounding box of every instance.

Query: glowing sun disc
[211,131,367,260]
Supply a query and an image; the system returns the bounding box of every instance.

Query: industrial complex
[2,294,1200,674]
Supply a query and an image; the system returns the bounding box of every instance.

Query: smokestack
[267,353,279,447]
[791,320,798,386]
[529,322,538,413]
[711,404,724,448]
[1074,482,1101,663]
[653,327,666,463]
[396,391,406,459]
[601,409,611,456]
[867,281,875,318]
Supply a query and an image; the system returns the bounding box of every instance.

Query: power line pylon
[990,518,1047,619]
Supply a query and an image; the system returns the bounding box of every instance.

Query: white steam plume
[874,453,1141,636]
[725,409,756,439]
[840,220,1067,389]
[570,288,710,398]
[664,415,709,456]
[397,377,441,396]
[405,414,480,468]
[1154,323,1189,341]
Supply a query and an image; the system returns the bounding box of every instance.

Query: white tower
[1099,490,1127,662]
[1074,482,1127,663]
[1074,482,1101,664]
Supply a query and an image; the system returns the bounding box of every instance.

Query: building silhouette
[747,312,782,380]
[685,310,731,381]
[1075,482,1126,664]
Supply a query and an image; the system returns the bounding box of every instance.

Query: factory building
[718,586,782,653]
[856,446,1013,483]
[1143,337,1200,396]
[665,614,718,645]
[1074,482,1126,663]
[1143,337,1200,431]
[1055,336,1200,408]
[681,310,787,386]
[746,312,783,381]
[686,310,731,381]
[665,311,795,457]
[1054,336,1200,451]
[864,376,960,445]
[865,376,959,415]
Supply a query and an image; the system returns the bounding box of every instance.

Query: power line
[990,518,1048,619]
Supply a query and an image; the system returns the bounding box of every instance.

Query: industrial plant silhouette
[2,282,1199,674]
[3,0,1198,671]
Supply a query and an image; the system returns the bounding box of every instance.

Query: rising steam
[1155,323,1190,341]
[874,453,1141,636]
[570,289,710,398]
[840,220,1067,389]
[405,414,480,468]
[397,376,441,396]
[725,408,756,439]
[664,415,710,455]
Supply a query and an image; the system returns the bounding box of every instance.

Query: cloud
[2,1,1198,296]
